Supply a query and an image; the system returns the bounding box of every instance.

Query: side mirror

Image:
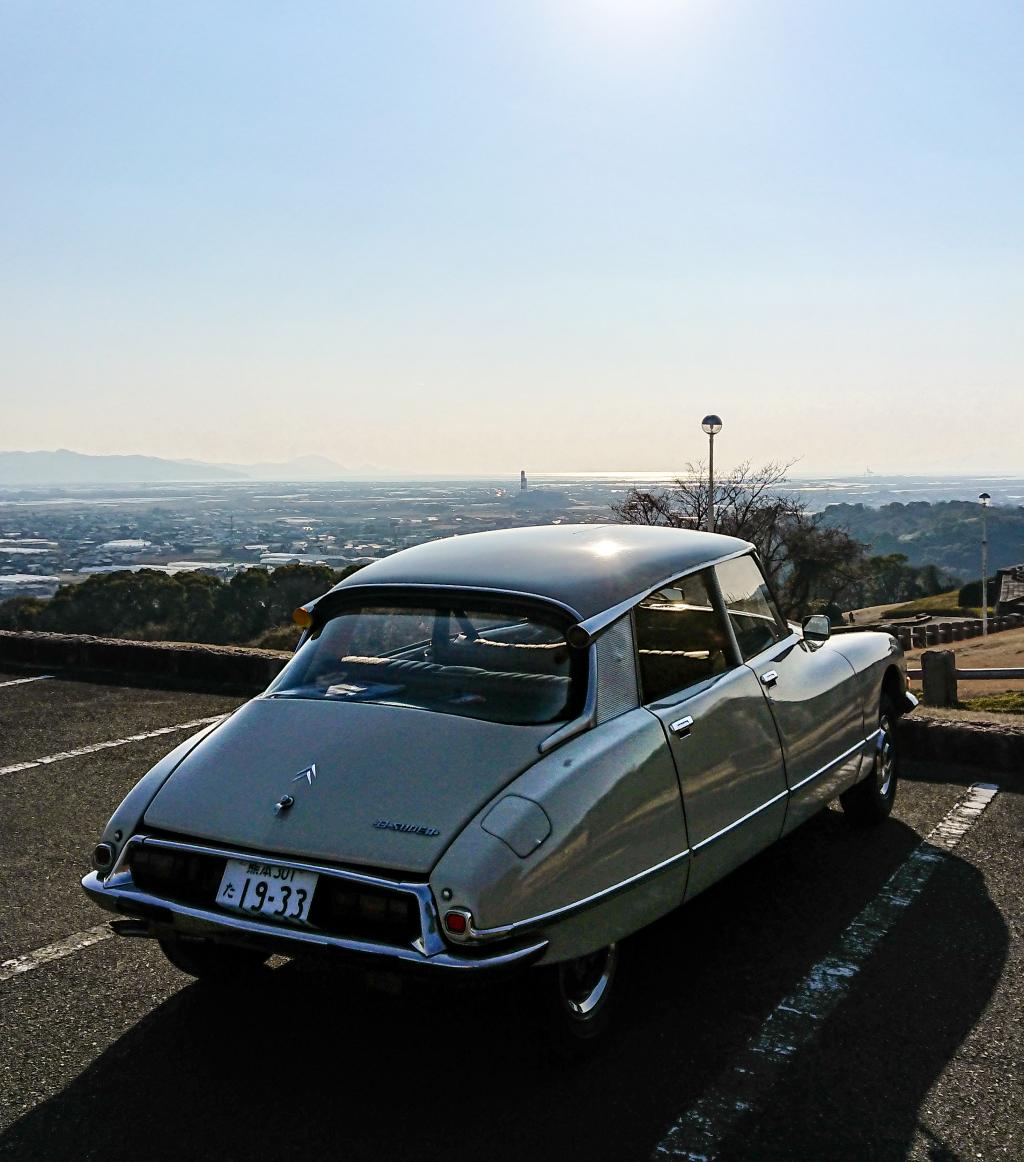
[802,614,831,644]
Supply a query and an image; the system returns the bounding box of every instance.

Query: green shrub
[958,576,1000,607]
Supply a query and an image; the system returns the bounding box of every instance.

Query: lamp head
[701,414,723,436]
[979,492,991,506]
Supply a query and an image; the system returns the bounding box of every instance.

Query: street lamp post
[979,492,991,637]
[701,415,723,532]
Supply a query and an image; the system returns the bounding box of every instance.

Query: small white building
[0,574,61,599]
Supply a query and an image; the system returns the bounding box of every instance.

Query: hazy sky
[3,2,1021,475]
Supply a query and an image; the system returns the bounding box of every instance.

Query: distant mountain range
[212,454,373,481]
[0,449,368,485]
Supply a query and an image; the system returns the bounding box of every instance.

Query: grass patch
[882,589,988,618]
[961,691,1024,715]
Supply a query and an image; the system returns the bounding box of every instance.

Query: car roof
[326,524,753,620]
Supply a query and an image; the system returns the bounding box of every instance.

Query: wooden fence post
[921,649,958,708]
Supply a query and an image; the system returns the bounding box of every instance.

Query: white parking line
[653,783,1001,1161]
[0,924,114,984]
[0,674,54,689]
[0,715,225,776]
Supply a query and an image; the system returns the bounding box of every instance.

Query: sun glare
[552,0,711,63]
[576,0,699,37]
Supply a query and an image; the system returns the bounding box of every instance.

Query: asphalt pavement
[0,674,1020,1161]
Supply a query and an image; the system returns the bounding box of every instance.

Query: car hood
[142,697,550,875]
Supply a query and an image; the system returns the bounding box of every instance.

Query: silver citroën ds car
[83,525,913,1053]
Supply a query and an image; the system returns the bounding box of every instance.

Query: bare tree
[612,461,866,617]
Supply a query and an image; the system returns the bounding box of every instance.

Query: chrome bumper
[81,837,547,975]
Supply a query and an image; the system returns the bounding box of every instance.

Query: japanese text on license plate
[215,858,318,924]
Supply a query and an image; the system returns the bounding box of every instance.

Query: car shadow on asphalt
[902,757,1022,796]
[0,807,1007,1162]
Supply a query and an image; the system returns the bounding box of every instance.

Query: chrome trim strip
[81,872,546,972]
[539,643,598,754]
[788,733,878,794]
[690,789,789,853]
[469,845,693,939]
[743,630,801,668]
[571,545,754,643]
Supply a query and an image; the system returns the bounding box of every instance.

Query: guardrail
[907,667,1024,680]
[911,650,1024,708]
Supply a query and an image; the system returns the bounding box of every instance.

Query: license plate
[215,858,318,925]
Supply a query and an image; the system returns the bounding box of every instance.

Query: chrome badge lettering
[373,819,441,838]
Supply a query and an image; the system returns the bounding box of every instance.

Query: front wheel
[534,943,623,1061]
[840,695,899,824]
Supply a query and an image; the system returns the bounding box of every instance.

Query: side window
[715,555,788,661]
[634,570,732,704]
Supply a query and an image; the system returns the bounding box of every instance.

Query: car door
[636,569,788,900]
[713,555,865,834]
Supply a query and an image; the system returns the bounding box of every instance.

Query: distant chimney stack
[520,470,528,492]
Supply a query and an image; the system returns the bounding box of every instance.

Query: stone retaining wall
[0,630,289,695]
[2,631,1022,778]
[897,713,1024,783]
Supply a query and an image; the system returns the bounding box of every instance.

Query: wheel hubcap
[558,944,618,1019]
[877,715,895,797]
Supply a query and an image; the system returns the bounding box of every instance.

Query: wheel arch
[881,664,905,707]
[880,662,916,717]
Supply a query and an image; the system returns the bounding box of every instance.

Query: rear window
[266,599,582,725]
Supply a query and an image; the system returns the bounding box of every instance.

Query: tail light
[443,909,472,938]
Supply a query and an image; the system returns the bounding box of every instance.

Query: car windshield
[266,598,582,725]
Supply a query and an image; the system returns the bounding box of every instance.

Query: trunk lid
[143,696,549,874]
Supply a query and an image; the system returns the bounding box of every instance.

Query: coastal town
[0,474,614,600]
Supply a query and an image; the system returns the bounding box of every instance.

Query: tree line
[0,564,363,648]
[613,461,957,620]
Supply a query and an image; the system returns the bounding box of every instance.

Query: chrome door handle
[760,670,779,688]
[669,716,694,738]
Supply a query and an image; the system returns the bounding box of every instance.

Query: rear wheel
[158,936,269,984]
[535,943,623,1061]
[841,695,899,824]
